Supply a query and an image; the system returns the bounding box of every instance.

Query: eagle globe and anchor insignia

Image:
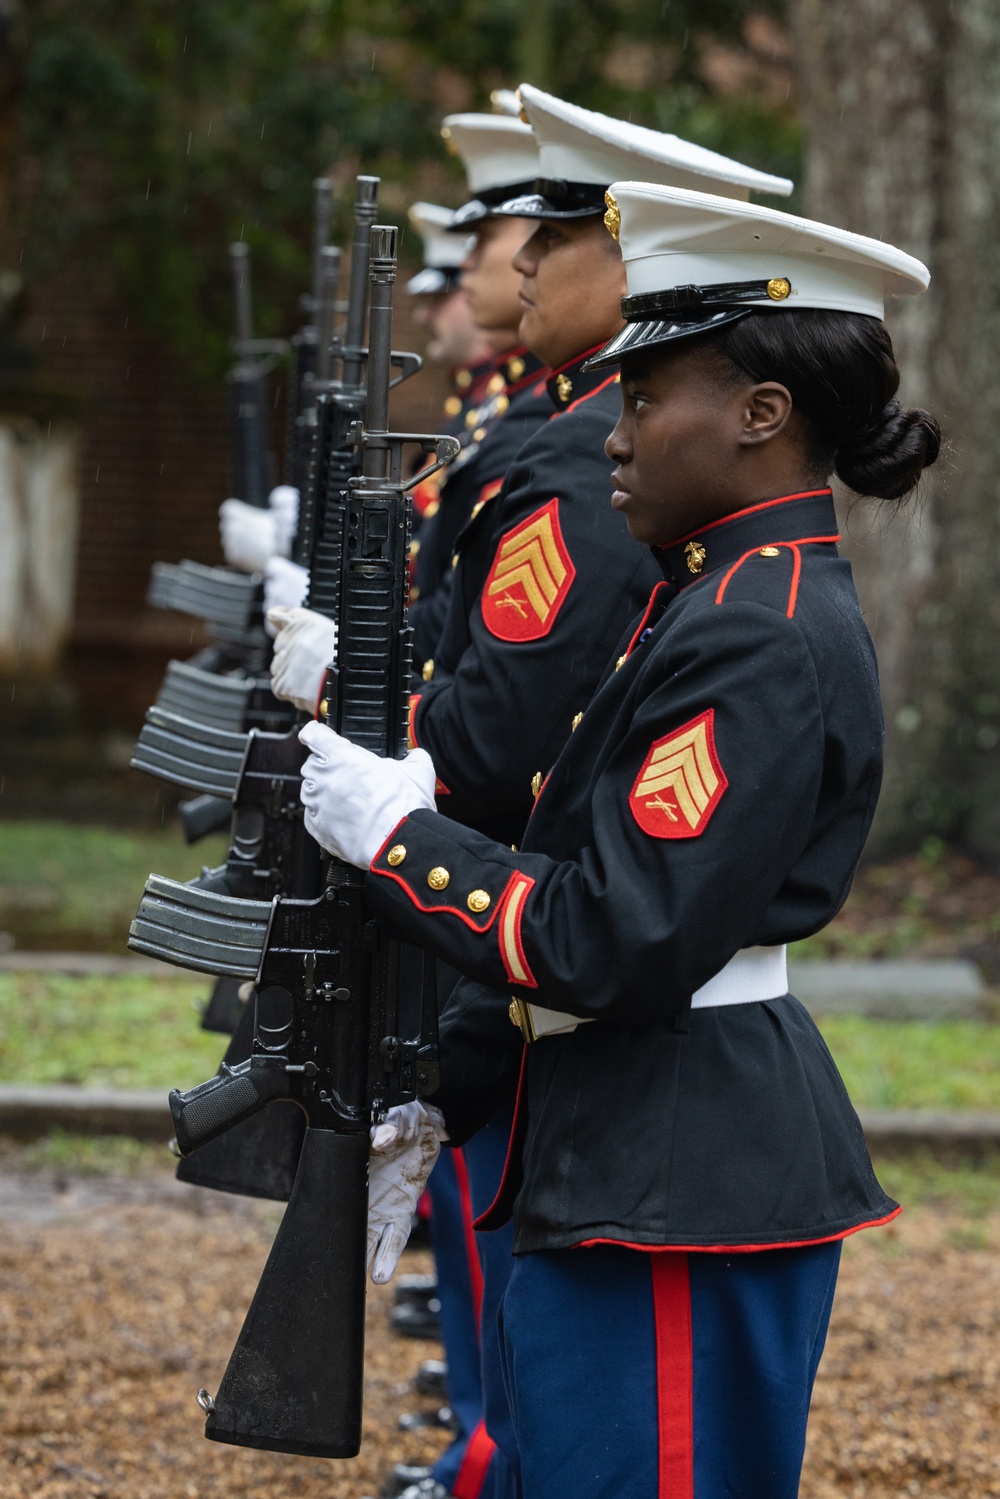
[629,709,728,839]
[481,498,576,642]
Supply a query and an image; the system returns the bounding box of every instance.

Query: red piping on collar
[547,342,608,379]
[563,373,620,415]
[665,489,833,551]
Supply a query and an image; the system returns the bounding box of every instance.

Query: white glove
[263,556,309,631]
[268,607,338,713]
[267,484,299,557]
[299,720,436,868]
[219,499,278,572]
[368,1101,449,1284]
[219,486,299,572]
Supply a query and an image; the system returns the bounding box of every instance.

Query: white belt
[508,946,788,1042]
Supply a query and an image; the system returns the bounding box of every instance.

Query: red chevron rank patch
[481,498,575,642]
[629,710,727,839]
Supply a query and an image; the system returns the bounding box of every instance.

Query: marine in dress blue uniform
[299,179,939,1497]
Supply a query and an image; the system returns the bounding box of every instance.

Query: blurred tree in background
[1,0,799,379]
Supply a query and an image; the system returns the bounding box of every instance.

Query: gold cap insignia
[684,540,707,575]
[766,277,791,302]
[759,546,781,557]
[422,658,435,682]
[507,356,525,380]
[387,845,406,867]
[467,889,491,913]
[427,867,450,891]
[440,125,459,157]
[603,190,621,244]
[555,372,573,403]
[530,771,543,798]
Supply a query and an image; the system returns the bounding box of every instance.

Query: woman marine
[298,181,942,1499]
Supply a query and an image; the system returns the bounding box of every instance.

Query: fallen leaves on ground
[0,1166,998,1497]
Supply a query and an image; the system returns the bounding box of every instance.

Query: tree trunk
[790,0,1000,862]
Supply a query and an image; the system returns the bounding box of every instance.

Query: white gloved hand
[219,486,299,572]
[368,1101,449,1284]
[263,556,309,632]
[219,499,278,572]
[268,607,338,713]
[267,484,299,557]
[299,720,436,868]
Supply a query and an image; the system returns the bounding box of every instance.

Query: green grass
[0,819,228,952]
[0,972,227,1090]
[869,1150,1000,1220]
[816,1016,1000,1111]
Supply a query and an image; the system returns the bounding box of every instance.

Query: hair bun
[835,399,942,500]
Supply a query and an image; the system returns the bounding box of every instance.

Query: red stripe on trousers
[651,1253,694,1499]
[452,1418,496,1499]
[452,1148,484,1325]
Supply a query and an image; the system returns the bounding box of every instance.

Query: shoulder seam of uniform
[714,535,840,618]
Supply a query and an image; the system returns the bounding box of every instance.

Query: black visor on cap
[583,309,754,370]
[449,181,540,229]
[492,178,608,220]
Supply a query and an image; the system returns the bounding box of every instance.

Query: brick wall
[12,239,449,728]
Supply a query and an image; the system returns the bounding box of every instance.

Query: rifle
[130,181,427,1200]
[129,225,458,1457]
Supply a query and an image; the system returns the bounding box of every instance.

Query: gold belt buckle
[508,996,537,1043]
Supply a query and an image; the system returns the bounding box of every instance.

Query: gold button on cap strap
[467,889,490,913]
[427,867,450,891]
[387,845,406,867]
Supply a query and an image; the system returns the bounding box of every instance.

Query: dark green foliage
[8,0,798,378]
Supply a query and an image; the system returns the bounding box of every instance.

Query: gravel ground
[1,1165,998,1498]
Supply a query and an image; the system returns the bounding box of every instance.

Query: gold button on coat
[509,998,523,1030]
[616,655,627,671]
[427,867,450,891]
[422,659,435,682]
[444,394,462,417]
[531,771,543,798]
[759,546,780,557]
[387,845,406,867]
[571,711,583,731]
[467,889,491,913]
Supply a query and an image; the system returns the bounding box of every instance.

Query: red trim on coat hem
[473,1045,528,1230]
[369,862,517,933]
[651,1255,694,1499]
[452,1419,496,1499]
[452,1148,484,1326]
[665,489,833,549]
[574,1204,902,1253]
